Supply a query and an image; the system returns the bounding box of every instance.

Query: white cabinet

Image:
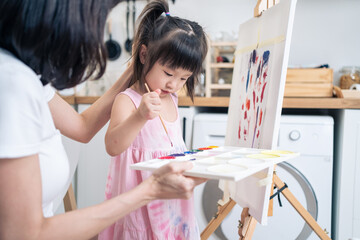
[333,109,360,240]
[76,104,110,208]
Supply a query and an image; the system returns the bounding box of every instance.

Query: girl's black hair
[130,0,208,101]
[0,0,121,90]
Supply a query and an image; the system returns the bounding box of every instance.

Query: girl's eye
[181,78,188,81]
[164,71,172,77]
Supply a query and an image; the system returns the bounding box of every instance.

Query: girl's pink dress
[99,88,199,240]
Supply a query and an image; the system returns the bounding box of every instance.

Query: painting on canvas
[222,0,297,224]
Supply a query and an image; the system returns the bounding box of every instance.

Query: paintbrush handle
[158,115,169,134]
[144,83,151,93]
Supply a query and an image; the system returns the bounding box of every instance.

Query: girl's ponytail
[131,0,169,88]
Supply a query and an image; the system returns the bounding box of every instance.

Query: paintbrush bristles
[144,83,174,147]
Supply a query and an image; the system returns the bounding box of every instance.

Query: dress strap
[119,88,142,108]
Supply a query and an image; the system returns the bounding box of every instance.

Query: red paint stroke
[241,76,245,82]
[244,111,247,120]
[250,74,253,85]
[198,147,211,150]
[259,109,263,126]
[244,128,247,135]
[257,81,261,92]
[246,98,251,110]
[257,130,260,138]
[260,82,267,102]
[263,70,268,79]
[159,156,175,160]
[256,96,259,103]
[255,56,259,63]
[242,104,244,110]
[238,125,241,139]
[253,91,256,109]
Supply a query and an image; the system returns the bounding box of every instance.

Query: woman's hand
[144,162,207,200]
[137,89,162,120]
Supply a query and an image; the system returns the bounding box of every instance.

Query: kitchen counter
[63,96,360,109]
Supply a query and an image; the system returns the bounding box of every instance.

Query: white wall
[101,0,360,88]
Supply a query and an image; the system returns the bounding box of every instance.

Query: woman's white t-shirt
[0,48,70,217]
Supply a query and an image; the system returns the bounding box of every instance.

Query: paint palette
[130,146,300,181]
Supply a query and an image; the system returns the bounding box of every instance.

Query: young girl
[99,0,208,239]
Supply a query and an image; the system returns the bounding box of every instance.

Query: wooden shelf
[210,84,232,89]
[210,63,235,68]
[61,96,360,109]
[205,40,237,97]
[211,42,237,47]
[177,97,360,109]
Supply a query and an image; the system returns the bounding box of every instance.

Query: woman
[0,1,204,239]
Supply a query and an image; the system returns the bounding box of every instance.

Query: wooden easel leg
[63,183,77,212]
[238,208,257,240]
[273,174,331,240]
[200,199,236,240]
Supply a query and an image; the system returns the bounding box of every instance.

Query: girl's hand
[144,162,207,200]
[137,89,162,120]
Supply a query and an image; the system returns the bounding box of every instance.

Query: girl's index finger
[154,89,161,95]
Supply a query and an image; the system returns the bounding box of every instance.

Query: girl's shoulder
[116,88,142,108]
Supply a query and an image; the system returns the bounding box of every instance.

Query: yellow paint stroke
[234,35,285,56]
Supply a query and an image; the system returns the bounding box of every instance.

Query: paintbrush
[144,83,174,147]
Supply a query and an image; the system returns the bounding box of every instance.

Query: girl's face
[145,61,192,98]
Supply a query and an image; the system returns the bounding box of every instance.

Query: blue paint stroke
[252,49,257,64]
[246,50,257,92]
[246,69,250,92]
[262,50,270,67]
[251,106,260,148]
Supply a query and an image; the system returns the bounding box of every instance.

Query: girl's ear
[139,44,147,64]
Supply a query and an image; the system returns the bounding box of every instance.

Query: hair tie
[165,12,170,16]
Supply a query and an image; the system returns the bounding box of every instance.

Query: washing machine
[192,113,334,240]
[178,106,198,150]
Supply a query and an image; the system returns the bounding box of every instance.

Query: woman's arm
[49,66,132,143]
[0,155,203,240]
[105,89,161,156]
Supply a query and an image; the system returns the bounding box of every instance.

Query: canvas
[223,0,297,224]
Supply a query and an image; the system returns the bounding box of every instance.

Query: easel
[201,172,331,240]
[63,184,77,212]
[200,1,331,239]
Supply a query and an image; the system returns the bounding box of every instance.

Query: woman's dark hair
[130,0,208,101]
[0,0,121,90]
